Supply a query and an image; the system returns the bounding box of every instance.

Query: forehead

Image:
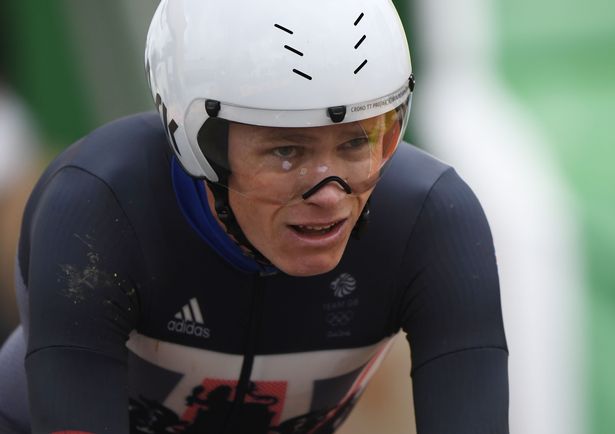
[229,121,366,145]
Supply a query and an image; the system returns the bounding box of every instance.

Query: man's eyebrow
[263,132,317,143]
[260,127,367,143]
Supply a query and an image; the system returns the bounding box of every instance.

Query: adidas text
[167,320,211,338]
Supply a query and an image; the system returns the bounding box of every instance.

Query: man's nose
[302,176,351,206]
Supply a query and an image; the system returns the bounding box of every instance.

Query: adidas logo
[167,297,211,338]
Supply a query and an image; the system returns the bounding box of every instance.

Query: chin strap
[352,200,370,240]
[206,180,273,267]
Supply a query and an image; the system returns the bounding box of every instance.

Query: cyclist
[0,0,508,432]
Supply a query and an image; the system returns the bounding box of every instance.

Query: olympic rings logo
[326,310,354,327]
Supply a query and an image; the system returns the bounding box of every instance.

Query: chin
[275,254,343,277]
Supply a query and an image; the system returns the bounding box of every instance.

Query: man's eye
[342,137,369,150]
[272,146,298,158]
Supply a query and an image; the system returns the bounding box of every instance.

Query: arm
[400,169,509,433]
[24,167,144,434]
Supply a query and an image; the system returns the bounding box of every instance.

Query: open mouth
[289,219,345,236]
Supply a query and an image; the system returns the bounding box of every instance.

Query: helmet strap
[206,180,273,267]
[352,199,371,239]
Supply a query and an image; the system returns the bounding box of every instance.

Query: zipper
[222,273,267,433]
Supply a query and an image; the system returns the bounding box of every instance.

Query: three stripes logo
[167,298,211,339]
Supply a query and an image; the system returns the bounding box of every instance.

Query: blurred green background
[0,0,613,432]
[497,2,615,432]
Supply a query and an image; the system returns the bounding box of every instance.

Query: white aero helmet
[145,0,414,203]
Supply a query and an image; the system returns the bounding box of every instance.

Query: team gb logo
[330,273,357,298]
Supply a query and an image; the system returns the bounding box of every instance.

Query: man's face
[225,120,388,276]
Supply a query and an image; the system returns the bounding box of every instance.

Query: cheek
[229,193,256,228]
[229,192,278,244]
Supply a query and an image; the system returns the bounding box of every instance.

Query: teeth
[298,223,336,231]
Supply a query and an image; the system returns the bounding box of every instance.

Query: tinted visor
[197,97,409,205]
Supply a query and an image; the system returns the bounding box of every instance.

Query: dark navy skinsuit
[0,112,508,434]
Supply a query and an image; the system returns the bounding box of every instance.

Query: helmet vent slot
[354,35,366,49]
[284,45,304,57]
[274,23,294,34]
[353,14,367,74]
[354,12,365,26]
[275,24,311,80]
[354,59,368,74]
[292,69,313,80]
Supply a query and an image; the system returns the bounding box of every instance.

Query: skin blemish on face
[317,165,329,173]
[282,161,292,171]
[299,167,308,176]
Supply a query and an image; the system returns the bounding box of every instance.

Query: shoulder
[50,112,168,183]
[19,113,175,275]
[368,143,460,237]
[23,112,173,225]
[372,142,484,225]
[354,143,489,266]
[383,142,453,194]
